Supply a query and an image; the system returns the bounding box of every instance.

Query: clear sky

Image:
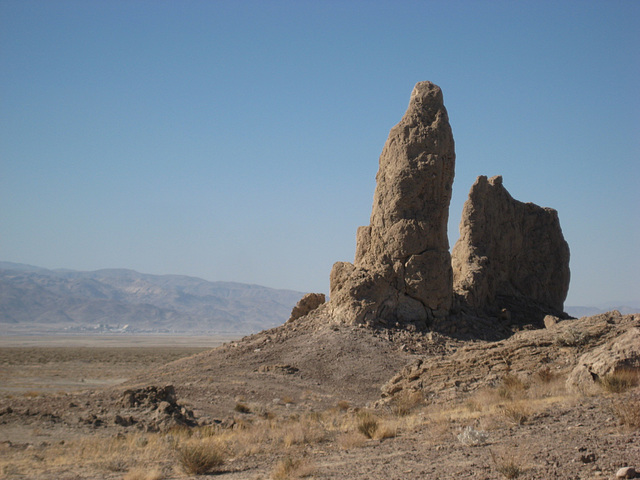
[1,1,638,307]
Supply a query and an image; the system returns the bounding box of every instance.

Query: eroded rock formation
[288,293,326,323]
[451,175,570,319]
[327,82,570,331]
[329,81,455,326]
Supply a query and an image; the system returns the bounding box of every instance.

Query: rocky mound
[380,311,639,404]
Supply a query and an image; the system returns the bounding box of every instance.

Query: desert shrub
[611,396,640,428]
[100,458,128,472]
[497,374,527,399]
[373,420,398,440]
[337,431,366,449]
[491,450,523,479]
[197,425,219,438]
[390,390,424,416]
[175,442,224,475]
[599,368,639,394]
[534,366,555,384]
[336,400,350,411]
[271,457,315,479]
[457,426,489,446]
[234,402,251,413]
[499,402,530,426]
[356,413,379,439]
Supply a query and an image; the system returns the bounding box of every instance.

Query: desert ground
[0,313,638,480]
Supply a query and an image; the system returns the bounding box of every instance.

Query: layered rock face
[329,81,455,326]
[451,175,570,316]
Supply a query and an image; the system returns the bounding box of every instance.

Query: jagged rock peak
[451,175,570,320]
[329,81,455,327]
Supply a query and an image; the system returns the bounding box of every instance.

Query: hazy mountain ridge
[565,304,640,318]
[0,262,306,334]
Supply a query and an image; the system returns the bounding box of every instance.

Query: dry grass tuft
[390,390,424,416]
[499,402,531,426]
[175,441,224,475]
[271,456,316,479]
[100,458,128,472]
[491,449,524,479]
[497,374,527,399]
[356,412,379,439]
[534,366,556,384]
[599,368,639,394]
[611,395,640,429]
[337,431,367,449]
[234,402,251,413]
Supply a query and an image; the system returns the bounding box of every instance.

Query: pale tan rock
[616,467,637,479]
[566,327,640,394]
[451,175,570,316]
[288,293,326,323]
[329,81,455,326]
[544,315,560,329]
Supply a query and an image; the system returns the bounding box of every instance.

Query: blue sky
[1,0,638,307]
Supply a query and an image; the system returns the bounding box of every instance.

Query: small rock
[580,453,596,463]
[544,315,559,329]
[616,467,637,479]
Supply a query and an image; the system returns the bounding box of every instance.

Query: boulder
[566,327,640,394]
[287,293,326,322]
[329,81,455,326]
[451,175,570,319]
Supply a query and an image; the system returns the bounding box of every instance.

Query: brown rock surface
[329,81,455,326]
[451,175,570,321]
[287,293,326,322]
[380,311,638,403]
[566,325,640,394]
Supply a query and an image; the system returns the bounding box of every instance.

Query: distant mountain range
[0,262,306,334]
[565,304,640,318]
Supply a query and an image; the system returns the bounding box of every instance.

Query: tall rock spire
[329,81,455,327]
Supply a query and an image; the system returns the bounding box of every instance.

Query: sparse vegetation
[497,374,527,399]
[599,368,639,394]
[337,431,367,449]
[356,412,379,439]
[390,390,424,416]
[499,402,530,426]
[611,396,640,429]
[174,441,224,475]
[271,456,316,479]
[491,449,524,479]
[534,366,555,384]
[234,402,251,413]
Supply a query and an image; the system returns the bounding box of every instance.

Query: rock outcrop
[329,81,455,327]
[566,326,640,394]
[288,293,326,323]
[451,175,570,321]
